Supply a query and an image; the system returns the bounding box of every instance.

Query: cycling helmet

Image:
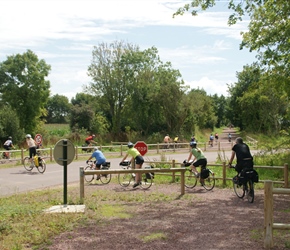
[92,134,96,137]
[94,146,98,151]
[26,134,32,138]
[8,136,12,140]
[190,141,197,147]
[127,142,134,148]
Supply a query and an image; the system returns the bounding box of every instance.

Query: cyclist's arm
[120,153,129,163]
[228,151,235,166]
[187,152,193,162]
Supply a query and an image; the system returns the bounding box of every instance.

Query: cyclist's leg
[95,163,101,180]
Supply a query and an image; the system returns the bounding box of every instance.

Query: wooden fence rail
[264,181,290,249]
[79,167,186,204]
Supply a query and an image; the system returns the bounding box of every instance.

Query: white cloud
[0,0,256,99]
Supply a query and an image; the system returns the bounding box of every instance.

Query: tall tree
[0,50,51,134]
[87,41,138,137]
[46,94,71,123]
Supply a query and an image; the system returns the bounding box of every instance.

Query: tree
[46,94,71,123]
[87,41,138,137]
[0,106,23,145]
[0,50,51,134]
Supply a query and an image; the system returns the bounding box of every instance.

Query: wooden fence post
[284,163,288,188]
[264,180,274,249]
[80,167,84,204]
[222,161,226,186]
[172,159,176,182]
[180,169,185,195]
[157,143,159,154]
[21,149,24,164]
[121,144,123,156]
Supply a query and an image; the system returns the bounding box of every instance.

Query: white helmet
[94,146,98,151]
[26,134,32,138]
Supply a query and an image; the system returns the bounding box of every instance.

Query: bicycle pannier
[200,168,210,179]
[241,168,259,183]
[145,165,155,179]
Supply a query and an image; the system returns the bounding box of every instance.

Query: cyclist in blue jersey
[86,147,106,180]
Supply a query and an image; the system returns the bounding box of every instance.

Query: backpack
[200,168,210,179]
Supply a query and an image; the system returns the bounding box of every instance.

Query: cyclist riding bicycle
[25,134,37,164]
[228,137,253,179]
[186,141,208,185]
[3,136,15,159]
[86,147,106,180]
[120,142,144,188]
[85,134,97,146]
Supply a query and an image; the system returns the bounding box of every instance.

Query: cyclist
[120,142,144,188]
[228,133,232,142]
[228,137,253,177]
[25,134,37,164]
[174,135,179,144]
[85,134,97,146]
[86,147,106,180]
[187,141,207,185]
[209,134,214,146]
[163,134,171,149]
[214,132,219,143]
[3,136,15,159]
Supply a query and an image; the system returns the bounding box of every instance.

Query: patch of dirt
[42,183,290,250]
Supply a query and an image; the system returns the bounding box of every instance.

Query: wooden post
[75,146,78,160]
[50,147,53,161]
[80,167,84,204]
[222,161,226,186]
[218,141,220,151]
[172,159,176,182]
[121,144,123,156]
[180,169,185,195]
[204,142,207,151]
[157,143,159,154]
[21,148,24,164]
[264,180,274,249]
[284,163,288,188]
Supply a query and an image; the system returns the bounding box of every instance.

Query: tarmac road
[0,149,234,197]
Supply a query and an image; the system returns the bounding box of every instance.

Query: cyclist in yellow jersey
[120,142,144,188]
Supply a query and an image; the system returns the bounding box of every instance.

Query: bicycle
[118,160,153,189]
[84,160,111,184]
[182,160,215,191]
[230,166,256,203]
[23,155,46,173]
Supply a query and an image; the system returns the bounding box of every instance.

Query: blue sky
[0,0,257,100]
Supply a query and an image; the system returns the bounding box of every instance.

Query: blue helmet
[127,142,134,148]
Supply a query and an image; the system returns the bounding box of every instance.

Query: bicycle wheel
[100,173,112,184]
[184,169,197,188]
[246,180,255,203]
[118,167,133,187]
[233,180,245,198]
[202,169,215,191]
[84,165,94,183]
[23,157,33,171]
[140,173,153,190]
[37,159,46,173]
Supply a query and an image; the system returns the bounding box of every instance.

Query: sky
[0,0,257,100]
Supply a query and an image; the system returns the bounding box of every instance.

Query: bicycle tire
[233,180,245,198]
[23,157,33,171]
[140,173,153,189]
[202,169,215,191]
[84,165,94,183]
[184,169,197,188]
[118,167,133,187]
[37,159,46,173]
[100,173,112,184]
[246,180,254,203]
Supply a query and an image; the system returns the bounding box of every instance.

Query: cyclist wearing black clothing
[228,137,253,173]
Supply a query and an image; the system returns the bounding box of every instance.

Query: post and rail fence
[264,180,290,249]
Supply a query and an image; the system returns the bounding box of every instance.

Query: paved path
[0,128,241,197]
